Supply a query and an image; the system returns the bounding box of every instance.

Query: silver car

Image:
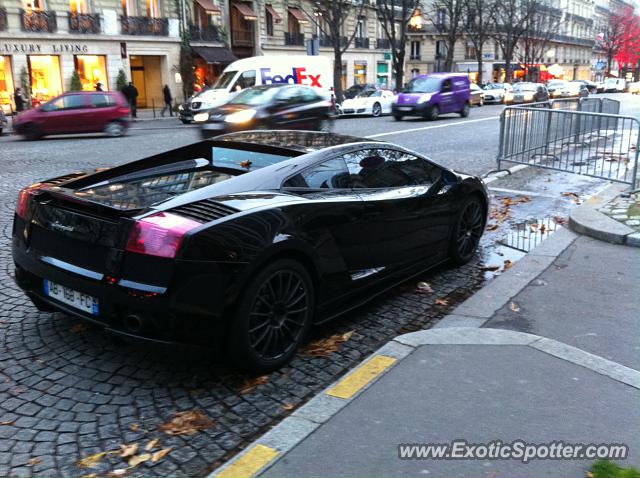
[482,83,513,104]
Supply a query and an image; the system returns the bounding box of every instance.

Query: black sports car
[12,131,488,371]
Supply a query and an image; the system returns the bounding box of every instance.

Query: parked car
[339,89,396,117]
[12,130,488,370]
[344,83,378,100]
[392,73,471,121]
[469,83,484,106]
[574,79,598,94]
[563,81,589,97]
[628,81,640,95]
[12,91,130,140]
[482,83,513,104]
[600,77,626,93]
[199,84,333,138]
[511,82,549,104]
[546,79,568,98]
[0,108,7,135]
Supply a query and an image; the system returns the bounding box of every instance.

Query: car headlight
[504,92,513,101]
[418,93,432,103]
[524,93,534,101]
[193,112,209,122]
[225,109,257,124]
[178,104,184,111]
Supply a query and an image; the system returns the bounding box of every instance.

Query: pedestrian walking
[161,84,173,117]
[14,88,27,112]
[95,82,104,92]
[122,82,138,118]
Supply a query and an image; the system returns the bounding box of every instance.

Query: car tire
[22,123,42,141]
[427,105,439,121]
[104,121,126,137]
[180,119,191,124]
[479,98,484,107]
[227,259,315,372]
[459,102,470,117]
[393,115,403,121]
[372,102,382,117]
[449,195,485,266]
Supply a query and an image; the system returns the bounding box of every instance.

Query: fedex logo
[260,67,323,88]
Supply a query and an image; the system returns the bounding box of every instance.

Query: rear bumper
[12,239,247,346]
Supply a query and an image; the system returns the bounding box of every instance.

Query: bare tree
[461,0,493,83]
[517,0,562,81]
[377,0,420,90]
[490,0,536,82]
[303,0,366,102]
[428,0,464,71]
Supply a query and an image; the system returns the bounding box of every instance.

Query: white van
[600,77,626,93]
[179,55,333,123]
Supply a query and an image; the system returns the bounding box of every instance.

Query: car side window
[343,148,442,189]
[442,80,452,92]
[283,158,351,190]
[276,87,304,106]
[63,95,87,110]
[299,88,320,103]
[43,97,65,112]
[232,70,256,91]
[90,94,114,108]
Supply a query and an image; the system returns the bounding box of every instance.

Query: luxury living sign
[0,43,90,54]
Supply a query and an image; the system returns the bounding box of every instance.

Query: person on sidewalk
[95,82,104,92]
[14,88,27,113]
[122,82,138,118]
[161,85,173,117]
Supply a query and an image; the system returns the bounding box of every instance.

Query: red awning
[266,4,282,23]
[195,0,221,14]
[288,7,309,24]
[232,2,257,21]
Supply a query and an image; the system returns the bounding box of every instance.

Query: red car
[13,91,130,140]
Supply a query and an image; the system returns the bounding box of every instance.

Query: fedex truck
[179,55,333,123]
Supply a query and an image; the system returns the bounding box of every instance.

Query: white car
[339,89,396,117]
[482,83,513,104]
[600,78,626,93]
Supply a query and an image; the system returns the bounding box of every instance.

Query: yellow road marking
[215,444,279,478]
[327,355,397,400]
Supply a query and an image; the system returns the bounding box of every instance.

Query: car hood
[341,97,374,107]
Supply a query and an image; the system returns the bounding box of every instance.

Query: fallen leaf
[0,421,15,426]
[128,453,151,468]
[28,458,42,466]
[77,451,108,469]
[554,215,568,225]
[503,260,513,270]
[130,423,139,432]
[530,223,539,232]
[416,281,433,293]
[82,474,98,478]
[159,411,215,436]
[486,223,499,231]
[145,439,160,451]
[151,447,172,462]
[510,302,520,313]
[435,298,449,306]
[282,403,295,411]
[119,443,138,458]
[561,192,582,204]
[239,375,270,394]
[540,224,547,234]
[300,330,355,357]
[70,323,89,333]
[240,160,252,168]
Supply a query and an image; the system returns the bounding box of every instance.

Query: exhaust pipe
[123,314,144,334]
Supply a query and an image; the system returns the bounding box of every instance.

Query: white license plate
[202,123,225,130]
[398,106,412,111]
[44,280,99,315]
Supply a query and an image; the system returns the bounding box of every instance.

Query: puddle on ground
[480,216,563,279]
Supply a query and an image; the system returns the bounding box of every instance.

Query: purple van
[392,73,471,121]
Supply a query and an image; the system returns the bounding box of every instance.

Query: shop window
[75,55,107,91]
[28,55,62,107]
[0,56,15,114]
[341,61,347,90]
[70,0,90,14]
[354,62,367,85]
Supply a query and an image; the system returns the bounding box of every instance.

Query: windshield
[358,90,381,98]
[548,81,566,87]
[484,83,504,90]
[405,77,441,93]
[229,87,279,106]
[214,71,238,89]
[514,84,537,92]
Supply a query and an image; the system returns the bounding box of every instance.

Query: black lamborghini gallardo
[12,131,488,370]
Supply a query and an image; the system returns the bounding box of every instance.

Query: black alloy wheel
[372,102,382,117]
[229,259,314,371]
[450,196,484,265]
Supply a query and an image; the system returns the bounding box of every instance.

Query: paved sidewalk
[210,204,640,478]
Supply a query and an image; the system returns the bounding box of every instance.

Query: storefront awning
[266,4,282,23]
[192,46,238,64]
[288,7,309,24]
[232,2,257,21]
[195,0,221,15]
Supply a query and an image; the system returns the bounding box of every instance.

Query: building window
[465,42,476,60]
[411,68,419,78]
[410,40,420,60]
[23,0,45,11]
[265,6,273,36]
[74,55,107,90]
[436,8,446,27]
[356,18,365,38]
[0,56,15,114]
[146,0,159,18]
[70,0,89,14]
[28,55,62,106]
[122,0,135,15]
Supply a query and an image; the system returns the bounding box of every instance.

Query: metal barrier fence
[497,104,639,188]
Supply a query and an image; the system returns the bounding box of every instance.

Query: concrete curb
[569,183,640,247]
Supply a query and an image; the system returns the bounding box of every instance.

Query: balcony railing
[190,24,220,42]
[68,12,101,33]
[354,37,369,48]
[231,28,253,46]
[376,38,390,49]
[20,9,57,32]
[410,54,421,60]
[284,32,304,46]
[0,7,7,31]
[120,16,168,36]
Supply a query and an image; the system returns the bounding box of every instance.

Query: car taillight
[16,183,48,219]
[126,212,201,259]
